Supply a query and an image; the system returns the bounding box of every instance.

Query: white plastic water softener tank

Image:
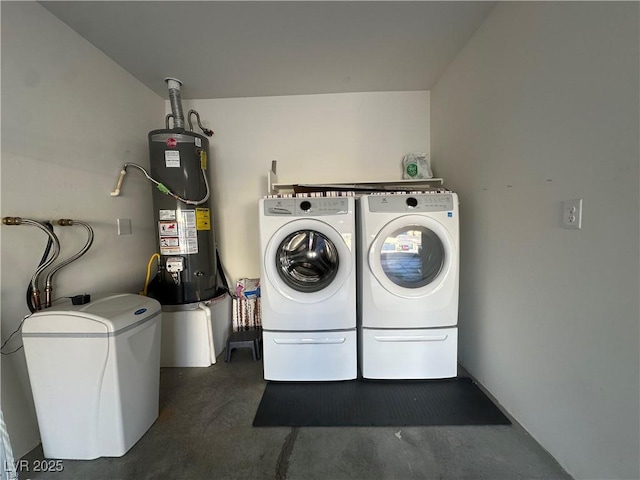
[22,294,162,460]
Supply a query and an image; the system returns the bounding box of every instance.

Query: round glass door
[276,230,340,293]
[379,226,445,288]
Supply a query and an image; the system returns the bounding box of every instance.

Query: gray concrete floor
[22,350,572,480]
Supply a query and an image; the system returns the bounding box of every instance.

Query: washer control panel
[264,197,350,216]
[368,193,455,213]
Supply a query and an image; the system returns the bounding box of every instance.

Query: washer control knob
[406,197,418,208]
[300,200,312,212]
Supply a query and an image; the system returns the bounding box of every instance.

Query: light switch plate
[117,218,132,235]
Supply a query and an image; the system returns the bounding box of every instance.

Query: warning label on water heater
[159,209,176,221]
[158,210,198,255]
[196,208,210,230]
[164,150,181,168]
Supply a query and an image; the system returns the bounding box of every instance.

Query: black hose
[26,222,54,313]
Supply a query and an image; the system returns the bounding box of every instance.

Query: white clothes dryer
[259,195,357,381]
[358,192,459,379]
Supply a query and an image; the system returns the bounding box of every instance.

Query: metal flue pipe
[165,77,185,130]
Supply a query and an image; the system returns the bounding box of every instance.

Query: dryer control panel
[368,193,455,213]
[264,197,350,216]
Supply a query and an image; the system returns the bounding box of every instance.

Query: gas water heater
[147,78,221,305]
[111,78,223,306]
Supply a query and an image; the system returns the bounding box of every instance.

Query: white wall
[180,92,430,284]
[1,2,163,457]
[431,2,639,479]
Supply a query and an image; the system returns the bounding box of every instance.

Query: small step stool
[225,329,261,362]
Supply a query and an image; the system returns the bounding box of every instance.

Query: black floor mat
[253,377,511,427]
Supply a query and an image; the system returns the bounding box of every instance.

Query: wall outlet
[562,199,582,229]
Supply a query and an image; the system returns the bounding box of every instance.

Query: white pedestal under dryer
[259,195,357,381]
[358,192,460,379]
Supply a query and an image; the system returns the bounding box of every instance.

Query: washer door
[369,215,454,299]
[265,219,352,303]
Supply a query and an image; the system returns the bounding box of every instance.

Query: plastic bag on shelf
[402,153,433,180]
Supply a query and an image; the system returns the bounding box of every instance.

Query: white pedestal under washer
[358,192,460,379]
[259,196,357,381]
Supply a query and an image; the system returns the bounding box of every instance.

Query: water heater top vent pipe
[165,77,185,130]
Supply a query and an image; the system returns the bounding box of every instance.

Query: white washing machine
[259,195,357,381]
[358,192,459,379]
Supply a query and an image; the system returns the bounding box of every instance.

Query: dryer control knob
[300,200,312,211]
[406,197,418,208]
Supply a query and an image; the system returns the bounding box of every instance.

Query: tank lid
[23,294,161,335]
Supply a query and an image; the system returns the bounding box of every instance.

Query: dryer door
[368,215,454,298]
[265,219,352,303]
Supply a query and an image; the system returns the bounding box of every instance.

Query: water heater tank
[146,129,220,305]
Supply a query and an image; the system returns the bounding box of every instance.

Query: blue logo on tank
[448,212,453,217]
[134,308,147,315]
